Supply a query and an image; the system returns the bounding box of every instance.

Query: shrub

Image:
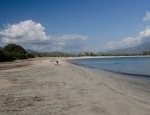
[3,44,27,59]
[4,44,27,54]
[0,50,5,61]
[0,50,14,61]
[26,53,35,58]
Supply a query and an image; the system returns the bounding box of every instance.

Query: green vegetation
[0,50,14,61]
[78,51,150,57]
[3,44,27,59]
[28,51,74,57]
[142,51,150,55]
[47,52,74,57]
[0,44,34,62]
[0,43,150,62]
[78,52,97,56]
[0,43,73,62]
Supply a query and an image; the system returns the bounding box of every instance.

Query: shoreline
[68,56,150,82]
[70,60,150,86]
[69,55,150,59]
[71,61,150,82]
[0,58,150,114]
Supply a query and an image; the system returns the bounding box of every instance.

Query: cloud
[104,28,150,50]
[143,11,150,21]
[47,34,87,52]
[0,20,88,52]
[104,11,150,51]
[0,20,48,43]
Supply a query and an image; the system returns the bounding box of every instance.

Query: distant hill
[48,51,73,57]
[26,49,39,53]
[109,42,150,54]
[26,49,73,57]
[26,49,51,54]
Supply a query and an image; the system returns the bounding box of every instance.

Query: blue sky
[0,0,150,52]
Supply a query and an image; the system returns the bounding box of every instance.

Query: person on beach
[55,60,59,66]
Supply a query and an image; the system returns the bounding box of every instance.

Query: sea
[70,56,150,82]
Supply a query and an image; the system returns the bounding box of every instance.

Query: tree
[3,44,27,59]
[0,50,14,61]
[4,44,27,54]
[0,50,5,61]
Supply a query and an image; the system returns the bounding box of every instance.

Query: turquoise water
[70,57,150,78]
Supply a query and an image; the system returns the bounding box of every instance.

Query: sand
[0,58,150,115]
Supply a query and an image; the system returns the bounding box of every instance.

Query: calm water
[70,57,150,78]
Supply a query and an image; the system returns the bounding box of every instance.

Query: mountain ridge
[109,42,150,54]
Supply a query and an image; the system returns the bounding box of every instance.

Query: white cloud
[143,11,150,21]
[0,20,88,52]
[0,20,48,43]
[103,11,150,51]
[104,28,150,50]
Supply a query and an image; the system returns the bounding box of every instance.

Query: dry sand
[0,58,150,115]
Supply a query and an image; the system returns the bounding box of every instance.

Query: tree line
[0,44,35,62]
[0,43,150,62]
[78,51,150,56]
[0,43,73,62]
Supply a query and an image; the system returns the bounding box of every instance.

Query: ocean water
[70,57,150,78]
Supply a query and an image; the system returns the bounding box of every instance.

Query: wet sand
[0,58,150,115]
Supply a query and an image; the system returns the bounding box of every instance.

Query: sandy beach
[0,58,150,115]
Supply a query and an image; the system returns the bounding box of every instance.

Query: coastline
[68,56,150,81]
[69,55,150,59]
[0,58,150,115]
